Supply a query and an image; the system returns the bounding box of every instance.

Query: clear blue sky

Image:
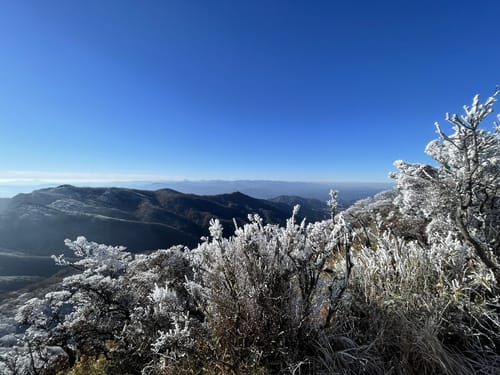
[0,0,499,183]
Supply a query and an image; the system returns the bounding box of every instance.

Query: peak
[217,191,252,200]
[230,191,247,197]
[55,184,77,189]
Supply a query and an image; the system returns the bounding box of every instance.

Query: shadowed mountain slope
[0,185,327,256]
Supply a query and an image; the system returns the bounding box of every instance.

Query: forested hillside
[1,92,498,374]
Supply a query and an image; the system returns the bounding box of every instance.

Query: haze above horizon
[1,1,499,183]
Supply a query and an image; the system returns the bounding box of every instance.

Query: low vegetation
[1,92,499,374]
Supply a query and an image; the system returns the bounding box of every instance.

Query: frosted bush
[186,204,352,372]
[392,91,500,283]
[8,91,499,374]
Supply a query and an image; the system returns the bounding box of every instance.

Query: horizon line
[0,177,394,185]
[0,171,394,185]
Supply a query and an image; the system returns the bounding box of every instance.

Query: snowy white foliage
[341,227,500,374]
[5,206,355,374]
[3,238,202,374]
[151,312,194,360]
[52,235,131,274]
[5,91,499,374]
[327,189,338,219]
[392,91,500,282]
[208,218,223,240]
[184,206,354,370]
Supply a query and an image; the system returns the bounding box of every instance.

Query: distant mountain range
[0,182,394,295]
[0,180,394,207]
[0,185,329,253]
[0,185,329,294]
[130,180,393,208]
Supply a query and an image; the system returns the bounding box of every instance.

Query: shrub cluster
[1,92,499,374]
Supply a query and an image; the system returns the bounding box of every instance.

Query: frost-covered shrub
[0,344,68,375]
[391,91,500,282]
[331,91,500,374]
[8,91,499,375]
[8,206,352,374]
[331,230,500,374]
[186,207,352,372]
[9,237,202,375]
[344,189,429,247]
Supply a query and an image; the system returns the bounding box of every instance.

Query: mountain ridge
[0,186,330,309]
[0,185,330,294]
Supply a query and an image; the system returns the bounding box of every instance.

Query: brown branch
[455,209,500,285]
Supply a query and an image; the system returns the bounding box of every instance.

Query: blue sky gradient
[0,0,499,183]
